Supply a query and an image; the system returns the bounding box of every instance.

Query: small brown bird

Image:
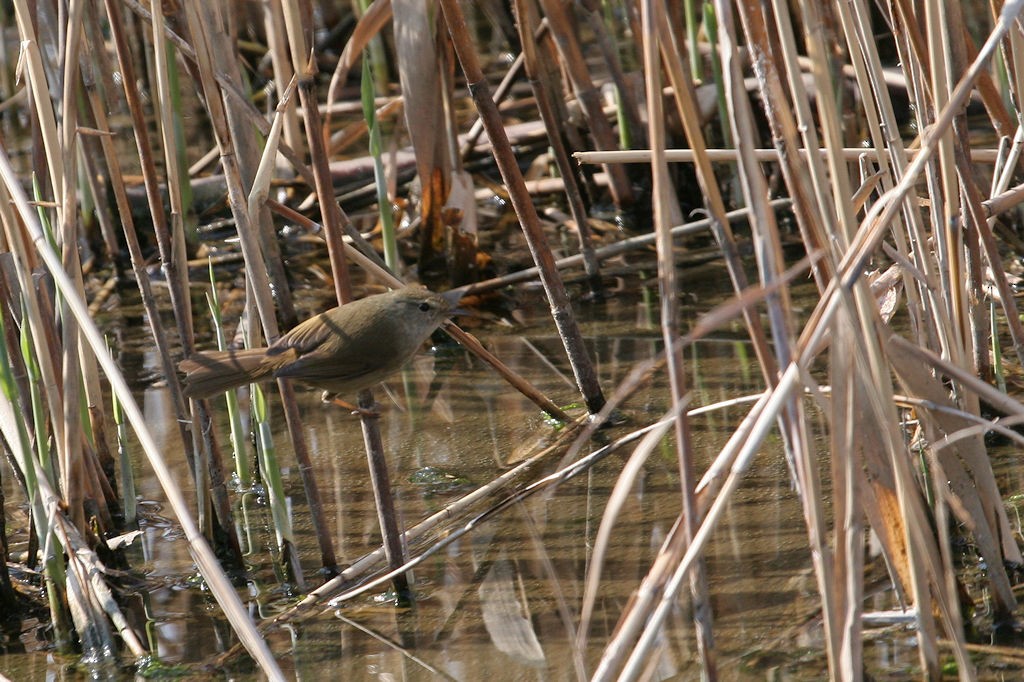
[179,285,458,399]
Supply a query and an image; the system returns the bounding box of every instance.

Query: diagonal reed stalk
[514,1,604,298]
[441,0,607,416]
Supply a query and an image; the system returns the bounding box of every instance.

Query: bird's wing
[266,311,386,382]
[271,344,381,382]
[266,312,338,357]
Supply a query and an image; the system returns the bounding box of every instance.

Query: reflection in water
[0,278,913,678]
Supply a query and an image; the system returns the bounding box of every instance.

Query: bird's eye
[418,302,431,312]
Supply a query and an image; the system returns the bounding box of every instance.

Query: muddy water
[1,267,989,679]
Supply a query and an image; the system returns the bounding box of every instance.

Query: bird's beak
[442,288,469,318]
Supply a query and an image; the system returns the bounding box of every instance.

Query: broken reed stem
[357,397,410,598]
[204,3,299,329]
[441,0,606,415]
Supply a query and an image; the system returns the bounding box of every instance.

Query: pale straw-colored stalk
[0,141,285,680]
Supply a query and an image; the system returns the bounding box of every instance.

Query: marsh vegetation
[3,0,1024,679]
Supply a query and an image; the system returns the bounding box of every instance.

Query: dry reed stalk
[513,0,603,298]
[577,147,1012,162]
[176,0,339,575]
[207,3,300,328]
[264,0,305,163]
[282,0,414,591]
[740,1,834,290]
[927,3,970,391]
[731,1,851,674]
[707,12,845,679]
[145,5,242,551]
[196,2,311,585]
[534,27,605,196]
[580,403,689,676]
[149,0,189,318]
[102,0,194,368]
[0,135,285,679]
[949,104,1024,372]
[949,5,995,382]
[8,0,67,516]
[10,0,116,567]
[580,1,646,150]
[766,4,842,258]
[840,0,939,372]
[831,315,884,677]
[893,0,1018,628]
[639,1,715,678]
[80,6,203,508]
[536,0,634,206]
[440,0,606,415]
[843,0,1011,663]
[194,2,312,584]
[120,0,318,191]
[654,12,778,385]
[960,22,1014,135]
[137,0,250,565]
[57,0,99,536]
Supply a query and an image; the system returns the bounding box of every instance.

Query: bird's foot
[322,392,381,418]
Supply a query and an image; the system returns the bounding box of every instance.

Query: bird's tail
[178,348,270,399]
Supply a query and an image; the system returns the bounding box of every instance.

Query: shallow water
[2,267,1019,680]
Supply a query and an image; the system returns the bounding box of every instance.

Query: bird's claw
[322,392,381,418]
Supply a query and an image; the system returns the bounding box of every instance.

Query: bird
[179,284,459,400]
